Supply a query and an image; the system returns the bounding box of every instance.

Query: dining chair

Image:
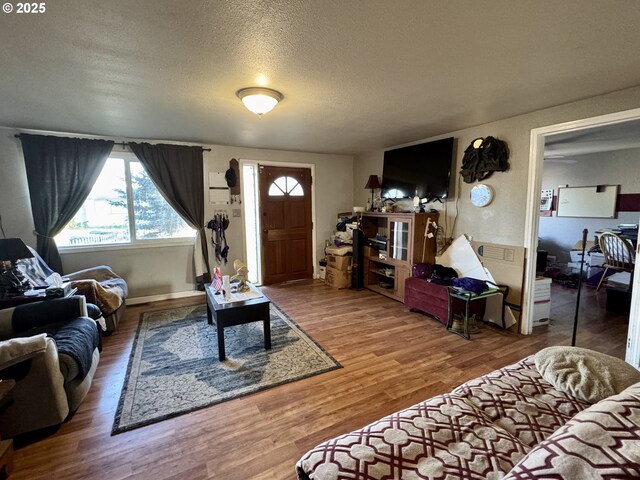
[596,231,635,291]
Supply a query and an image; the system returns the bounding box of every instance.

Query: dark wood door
[259,165,313,285]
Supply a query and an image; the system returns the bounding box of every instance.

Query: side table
[446,285,508,340]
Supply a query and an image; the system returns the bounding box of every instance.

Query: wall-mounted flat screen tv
[382,137,455,201]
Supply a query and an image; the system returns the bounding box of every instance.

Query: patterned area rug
[112,302,340,434]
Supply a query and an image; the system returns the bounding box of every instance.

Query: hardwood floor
[10,280,629,479]
[543,281,630,354]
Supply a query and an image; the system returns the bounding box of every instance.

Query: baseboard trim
[127,290,205,305]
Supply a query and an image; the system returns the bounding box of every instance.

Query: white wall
[354,86,640,249]
[539,148,640,262]
[0,128,353,298]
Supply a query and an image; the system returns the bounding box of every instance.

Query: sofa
[296,347,640,479]
[17,247,128,332]
[0,296,102,437]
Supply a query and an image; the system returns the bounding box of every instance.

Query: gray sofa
[0,296,101,437]
[17,247,128,332]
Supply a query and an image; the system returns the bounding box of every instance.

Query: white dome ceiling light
[236,87,283,116]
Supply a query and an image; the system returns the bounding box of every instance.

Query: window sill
[59,238,195,255]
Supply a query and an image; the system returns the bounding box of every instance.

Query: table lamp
[0,238,34,296]
[364,175,381,211]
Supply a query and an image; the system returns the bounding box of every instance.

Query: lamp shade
[236,87,283,115]
[364,175,381,190]
[0,238,33,262]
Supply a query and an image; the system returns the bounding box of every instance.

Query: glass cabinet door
[389,220,410,261]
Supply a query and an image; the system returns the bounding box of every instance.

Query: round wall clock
[470,184,494,207]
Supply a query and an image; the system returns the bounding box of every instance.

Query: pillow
[503,382,640,479]
[411,263,433,279]
[535,346,640,403]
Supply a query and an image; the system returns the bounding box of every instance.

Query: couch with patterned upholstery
[296,347,640,479]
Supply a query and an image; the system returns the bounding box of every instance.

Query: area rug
[112,303,340,434]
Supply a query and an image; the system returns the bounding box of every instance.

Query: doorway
[240,160,316,285]
[523,108,640,367]
[259,165,313,285]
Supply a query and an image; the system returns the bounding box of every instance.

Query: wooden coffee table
[204,283,271,361]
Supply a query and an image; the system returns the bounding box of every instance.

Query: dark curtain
[18,134,114,273]
[129,142,210,286]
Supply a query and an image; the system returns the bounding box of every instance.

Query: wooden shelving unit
[360,211,439,302]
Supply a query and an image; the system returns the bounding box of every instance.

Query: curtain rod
[112,142,212,152]
[14,135,212,152]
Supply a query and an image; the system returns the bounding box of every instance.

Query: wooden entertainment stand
[360,211,439,301]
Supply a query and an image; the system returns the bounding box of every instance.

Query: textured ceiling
[2,0,640,154]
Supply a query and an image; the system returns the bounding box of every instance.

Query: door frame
[523,107,640,367]
[627,220,640,368]
[239,159,317,285]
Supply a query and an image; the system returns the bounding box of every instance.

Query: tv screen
[382,137,454,201]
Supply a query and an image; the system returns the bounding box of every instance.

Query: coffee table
[204,282,271,361]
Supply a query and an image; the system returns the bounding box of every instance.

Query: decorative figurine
[230,259,250,292]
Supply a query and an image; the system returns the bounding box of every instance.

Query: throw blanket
[64,266,128,317]
[12,317,99,380]
[51,318,100,380]
[297,356,591,479]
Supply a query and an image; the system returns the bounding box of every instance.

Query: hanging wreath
[460,136,510,183]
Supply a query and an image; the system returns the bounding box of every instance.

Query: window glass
[289,182,303,196]
[130,162,193,239]
[268,176,304,197]
[56,156,194,247]
[56,158,130,246]
[268,182,285,196]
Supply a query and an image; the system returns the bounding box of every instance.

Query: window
[56,155,195,247]
[268,176,304,196]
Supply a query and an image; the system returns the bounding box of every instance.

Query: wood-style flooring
[544,281,630,353]
[10,280,629,479]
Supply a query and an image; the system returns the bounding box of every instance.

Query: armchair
[0,296,101,438]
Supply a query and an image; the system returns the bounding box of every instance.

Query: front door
[259,165,313,285]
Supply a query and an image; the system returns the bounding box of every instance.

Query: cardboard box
[325,266,351,288]
[572,240,595,251]
[326,254,352,271]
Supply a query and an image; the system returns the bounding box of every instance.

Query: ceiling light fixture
[236,87,283,116]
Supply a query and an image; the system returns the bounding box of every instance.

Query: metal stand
[571,228,588,347]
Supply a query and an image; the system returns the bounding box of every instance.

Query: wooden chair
[596,231,635,291]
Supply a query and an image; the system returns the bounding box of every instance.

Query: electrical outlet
[232,209,241,218]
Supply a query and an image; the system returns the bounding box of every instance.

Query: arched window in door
[268,176,304,196]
